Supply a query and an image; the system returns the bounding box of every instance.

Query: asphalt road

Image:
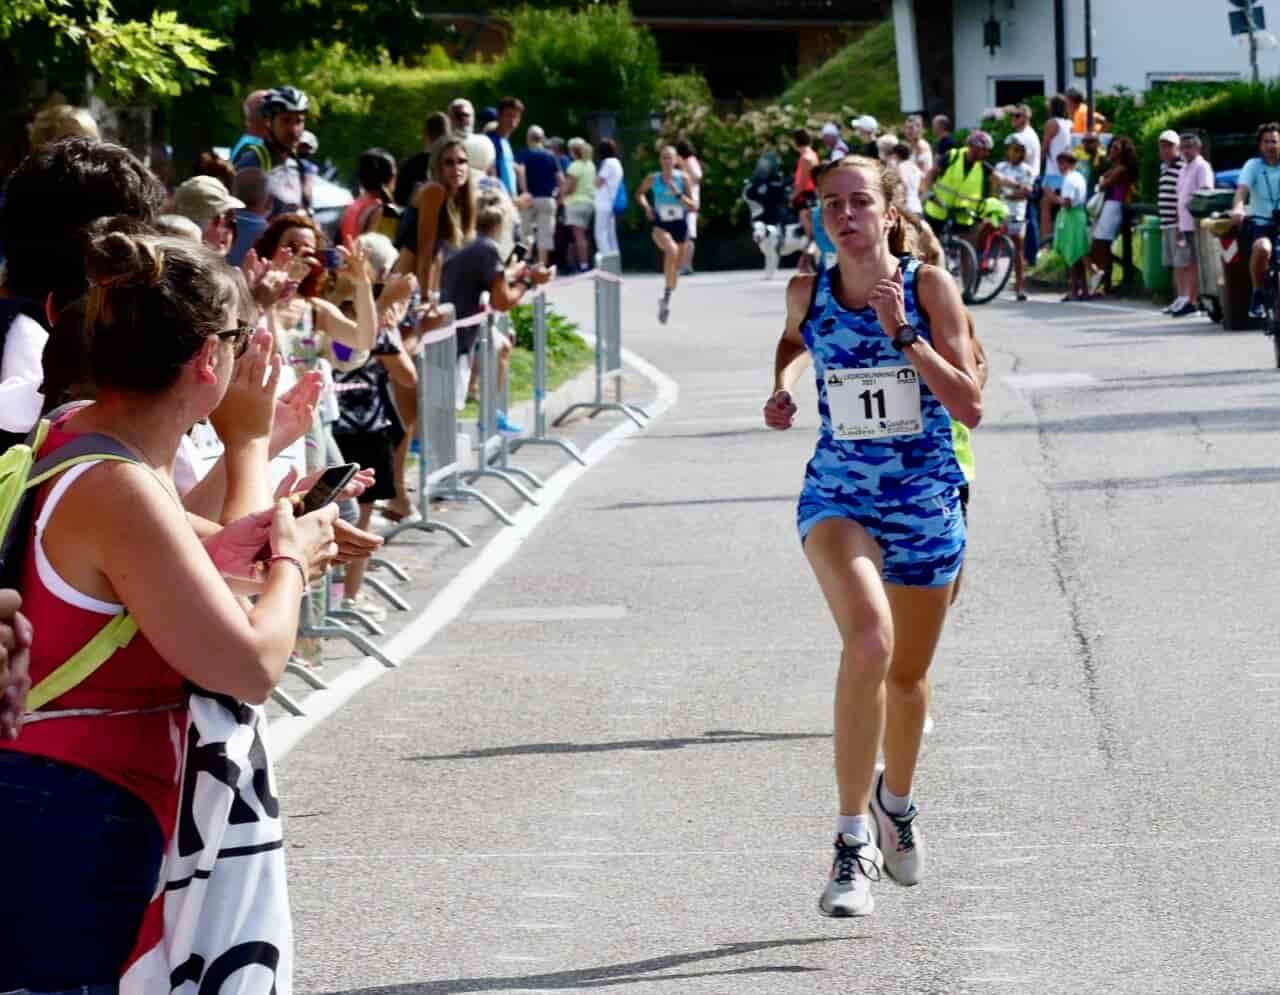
[278,272,1280,995]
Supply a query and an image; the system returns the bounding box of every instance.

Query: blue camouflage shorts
[797,485,967,588]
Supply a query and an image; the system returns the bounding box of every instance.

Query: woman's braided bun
[85,229,166,290]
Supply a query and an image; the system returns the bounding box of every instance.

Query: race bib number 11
[826,365,923,440]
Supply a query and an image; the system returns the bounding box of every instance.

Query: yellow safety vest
[925,149,987,226]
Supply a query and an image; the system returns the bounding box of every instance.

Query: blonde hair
[816,155,910,256]
[30,104,99,148]
[428,135,476,249]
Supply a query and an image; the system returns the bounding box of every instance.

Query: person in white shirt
[1008,104,1040,178]
[593,138,624,257]
[992,134,1036,300]
[889,142,924,218]
[902,114,934,174]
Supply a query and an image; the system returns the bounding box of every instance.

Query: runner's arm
[773,274,814,394]
[635,174,656,216]
[901,265,982,427]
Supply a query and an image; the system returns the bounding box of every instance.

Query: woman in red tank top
[0,226,340,992]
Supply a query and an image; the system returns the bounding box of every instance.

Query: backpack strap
[23,432,142,712]
[27,432,136,490]
[25,612,140,712]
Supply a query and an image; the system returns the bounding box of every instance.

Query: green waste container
[1140,215,1171,294]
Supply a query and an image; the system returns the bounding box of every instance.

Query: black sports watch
[891,324,919,351]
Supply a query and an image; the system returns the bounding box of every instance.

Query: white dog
[750,219,811,280]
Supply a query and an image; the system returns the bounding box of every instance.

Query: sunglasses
[217,322,254,358]
[441,156,468,167]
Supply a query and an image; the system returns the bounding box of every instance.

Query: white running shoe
[818,833,883,917]
[339,595,387,624]
[869,772,925,886]
[1163,296,1187,315]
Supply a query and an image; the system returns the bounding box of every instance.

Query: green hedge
[208,3,662,186]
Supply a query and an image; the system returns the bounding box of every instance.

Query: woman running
[762,155,982,917]
[636,144,696,325]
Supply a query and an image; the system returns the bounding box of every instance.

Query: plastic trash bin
[1140,215,1171,294]
[1196,216,1252,329]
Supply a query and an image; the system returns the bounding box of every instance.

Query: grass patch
[459,333,595,422]
[780,20,900,123]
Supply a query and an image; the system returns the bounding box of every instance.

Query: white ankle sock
[879,780,912,816]
[837,815,871,843]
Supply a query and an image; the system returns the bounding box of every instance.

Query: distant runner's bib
[826,365,923,441]
[657,203,683,222]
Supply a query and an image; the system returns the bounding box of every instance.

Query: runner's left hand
[869,268,909,339]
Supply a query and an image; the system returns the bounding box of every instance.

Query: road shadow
[405,730,829,762]
[316,937,852,993]
[1087,369,1276,392]
[981,405,1280,435]
[595,494,794,512]
[1052,465,1280,491]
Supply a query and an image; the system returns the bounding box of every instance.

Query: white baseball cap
[850,115,878,133]
[1157,129,1180,145]
[821,122,840,137]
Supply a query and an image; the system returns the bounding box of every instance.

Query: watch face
[894,325,918,348]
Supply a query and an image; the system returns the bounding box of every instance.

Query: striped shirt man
[1158,155,1183,230]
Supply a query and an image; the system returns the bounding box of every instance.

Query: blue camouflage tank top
[800,257,965,503]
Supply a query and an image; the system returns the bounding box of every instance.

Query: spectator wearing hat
[1170,132,1214,317]
[173,175,246,256]
[922,129,994,237]
[1155,130,1185,313]
[851,115,879,158]
[820,122,849,163]
[449,98,475,138]
[993,134,1036,300]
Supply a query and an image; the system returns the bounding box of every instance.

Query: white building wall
[950,0,1280,127]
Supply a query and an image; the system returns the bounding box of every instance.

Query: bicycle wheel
[969,233,1016,305]
[941,236,979,304]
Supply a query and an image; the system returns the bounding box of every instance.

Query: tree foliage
[1,0,224,100]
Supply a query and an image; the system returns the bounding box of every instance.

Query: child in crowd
[1050,150,1090,300]
[993,134,1035,301]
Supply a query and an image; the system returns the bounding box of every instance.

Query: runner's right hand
[763,390,797,430]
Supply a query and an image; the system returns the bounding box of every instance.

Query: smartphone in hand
[255,462,359,563]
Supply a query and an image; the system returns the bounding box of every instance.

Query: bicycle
[1262,230,1280,368]
[924,201,979,304]
[969,203,1018,306]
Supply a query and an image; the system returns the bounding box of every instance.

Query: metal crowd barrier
[459,310,544,507]
[275,258,642,716]
[509,292,586,466]
[554,252,649,427]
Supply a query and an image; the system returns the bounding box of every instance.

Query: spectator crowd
[0,78,676,990]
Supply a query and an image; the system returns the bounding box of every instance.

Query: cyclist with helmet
[922,130,994,239]
[233,85,311,217]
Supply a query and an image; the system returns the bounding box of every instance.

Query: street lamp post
[1084,0,1094,133]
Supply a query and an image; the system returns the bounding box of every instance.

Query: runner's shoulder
[785,271,819,324]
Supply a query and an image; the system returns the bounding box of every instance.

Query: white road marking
[979,856,1040,866]
[269,348,679,759]
[509,922,573,931]
[522,892,580,900]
